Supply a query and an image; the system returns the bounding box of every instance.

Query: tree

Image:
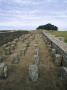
[36,23,58,31]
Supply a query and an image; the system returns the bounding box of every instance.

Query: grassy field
[49,31,67,43]
[0,30,29,46]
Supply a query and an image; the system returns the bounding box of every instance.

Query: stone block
[54,54,62,65]
[34,43,38,48]
[63,54,67,67]
[4,47,11,55]
[51,48,56,57]
[0,62,8,78]
[10,44,15,53]
[29,64,38,81]
[12,54,20,64]
[60,67,67,82]
[34,55,39,65]
[20,47,26,56]
[34,48,39,56]
[47,44,52,51]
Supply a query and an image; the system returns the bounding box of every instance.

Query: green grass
[49,31,67,43]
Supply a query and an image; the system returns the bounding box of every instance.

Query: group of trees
[37,23,58,31]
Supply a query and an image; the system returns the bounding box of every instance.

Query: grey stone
[60,67,67,82]
[29,64,38,81]
[0,62,8,78]
[63,54,67,67]
[11,44,15,49]
[20,47,26,56]
[4,47,11,55]
[34,55,39,65]
[47,44,52,51]
[12,41,16,46]
[54,54,62,65]
[34,48,39,56]
[51,48,56,57]
[34,43,38,48]
[12,54,20,64]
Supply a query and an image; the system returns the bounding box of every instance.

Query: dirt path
[0,31,64,90]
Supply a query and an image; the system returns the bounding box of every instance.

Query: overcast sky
[0,0,67,30]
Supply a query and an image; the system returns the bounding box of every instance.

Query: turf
[49,31,67,43]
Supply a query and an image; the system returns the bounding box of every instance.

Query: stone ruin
[20,47,26,57]
[10,44,15,53]
[60,67,67,82]
[0,56,8,78]
[12,40,17,46]
[4,47,11,55]
[54,54,62,65]
[29,64,38,81]
[42,31,67,83]
[2,40,17,55]
[34,54,39,65]
[11,53,20,64]
[51,48,62,65]
[34,43,38,48]
[46,41,52,51]
[34,48,39,56]
[25,41,30,48]
[51,48,56,57]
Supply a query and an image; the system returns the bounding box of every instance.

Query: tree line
[36,23,58,31]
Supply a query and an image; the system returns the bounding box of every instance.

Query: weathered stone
[29,64,38,81]
[63,54,67,67]
[43,31,67,67]
[54,54,62,65]
[20,47,26,56]
[34,48,39,56]
[4,47,11,55]
[34,43,38,48]
[12,54,20,64]
[0,57,8,78]
[26,42,29,47]
[12,41,16,46]
[60,67,67,82]
[51,48,56,57]
[10,44,15,53]
[14,38,18,42]
[34,55,39,65]
[7,42,11,46]
[47,44,52,51]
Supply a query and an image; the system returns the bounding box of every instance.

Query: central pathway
[0,31,64,90]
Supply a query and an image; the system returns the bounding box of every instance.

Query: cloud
[0,0,67,30]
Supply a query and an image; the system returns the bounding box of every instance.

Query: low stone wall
[42,31,67,67]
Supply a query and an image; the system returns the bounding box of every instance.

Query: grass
[0,30,29,46]
[49,31,67,43]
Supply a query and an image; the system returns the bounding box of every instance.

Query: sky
[0,0,67,30]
